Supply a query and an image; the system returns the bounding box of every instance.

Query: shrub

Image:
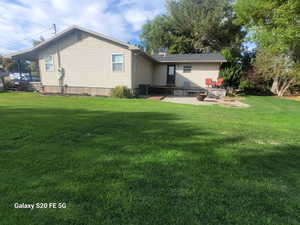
[3,78,14,90]
[111,86,132,98]
[219,65,242,88]
[3,77,32,91]
[239,80,251,92]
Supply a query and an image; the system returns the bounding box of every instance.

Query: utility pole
[52,23,63,93]
[52,24,57,35]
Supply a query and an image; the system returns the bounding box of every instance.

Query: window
[45,55,54,72]
[112,54,124,72]
[168,65,175,75]
[183,64,192,73]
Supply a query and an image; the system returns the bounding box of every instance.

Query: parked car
[9,73,31,81]
[9,73,40,83]
[31,76,41,82]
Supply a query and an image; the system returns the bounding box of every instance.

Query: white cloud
[0,0,165,55]
[119,0,166,31]
[124,8,162,31]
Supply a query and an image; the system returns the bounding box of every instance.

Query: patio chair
[215,78,225,88]
[205,78,213,87]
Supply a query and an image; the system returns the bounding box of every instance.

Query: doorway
[167,65,176,86]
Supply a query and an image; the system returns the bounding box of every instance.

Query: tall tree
[254,50,300,96]
[235,0,300,56]
[141,0,245,54]
[0,56,17,72]
[235,0,300,96]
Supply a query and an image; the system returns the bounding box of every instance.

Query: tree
[141,0,245,54]
[219,48,256,89]
[219,49,242,88]
[254,50,300,96]
[0,56,17,72]
[234,0,300,95]
[140,16,174,54]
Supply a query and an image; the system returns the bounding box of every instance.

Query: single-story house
[7,25,226,96]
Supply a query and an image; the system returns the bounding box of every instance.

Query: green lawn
[0,93,299,225]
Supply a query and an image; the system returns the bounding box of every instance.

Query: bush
[239,80,251,92]
[3,78,14,90]
[237,79,273,96]
[3,77,32,91]
[111,86,133,98]
[219,65,242,88]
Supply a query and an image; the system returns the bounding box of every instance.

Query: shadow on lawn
[0,107,299,225]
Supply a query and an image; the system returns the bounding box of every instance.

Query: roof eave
[5,49,38,61]
[6,25,139,60]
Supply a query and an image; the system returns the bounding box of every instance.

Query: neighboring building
[7,25,226,96]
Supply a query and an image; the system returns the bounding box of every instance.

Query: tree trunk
[271,76,279,95]
[277,78,295,97]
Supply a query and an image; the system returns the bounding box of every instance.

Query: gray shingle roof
[152,53,226,63]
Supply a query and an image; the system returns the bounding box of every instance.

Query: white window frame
[112,53,124,72]
[183,64,192,73]
[44,55,54,72]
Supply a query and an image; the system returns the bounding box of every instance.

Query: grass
[0,93,299,225]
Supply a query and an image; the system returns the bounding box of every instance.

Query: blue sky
[0,0,165,55]
[0,0,256,55]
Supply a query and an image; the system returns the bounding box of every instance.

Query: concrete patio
[162,96,250,108]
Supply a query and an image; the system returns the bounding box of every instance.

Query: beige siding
[176,63,221,87]
[153,63,221,87]
[37,30,222,94]
[38,31,132,89]
[153,64,167,86]
[38,45,59,86]
[132,54,154,88]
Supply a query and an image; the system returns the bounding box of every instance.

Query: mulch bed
[147,96,166,100]
[277,96,300,101]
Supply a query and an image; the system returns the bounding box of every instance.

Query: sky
[0,0,166,55]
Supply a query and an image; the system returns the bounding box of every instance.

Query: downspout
[56,40,64,94]
[131,51,134,91]
[53,24,64,94]
[132,51,143,95]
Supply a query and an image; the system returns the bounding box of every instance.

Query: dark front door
[167,65,176,86]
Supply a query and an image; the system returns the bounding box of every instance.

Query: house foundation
[41,85,112,96]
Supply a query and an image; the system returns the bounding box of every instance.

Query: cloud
[0,0,165,55]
